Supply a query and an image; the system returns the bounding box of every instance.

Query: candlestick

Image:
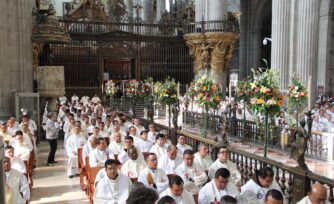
[229,81,232,102]
[186,84,188,94]
[151,82,154,96]
[177,82,180,98]
[102,83,104,94]
[122,81,125,94]
[307,76,312,110]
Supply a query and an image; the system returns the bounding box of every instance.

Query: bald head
[167,145,178,160]
[308,183,327,204]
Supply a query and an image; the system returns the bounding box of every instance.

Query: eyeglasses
[220,151,229,154]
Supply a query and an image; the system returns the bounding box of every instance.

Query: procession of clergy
[1,94,329,204]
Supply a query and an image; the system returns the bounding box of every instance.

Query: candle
[177,82,180,98]
[135,81,138,95]
[102,83,104,94]
[186,84,188,94]
[229,81,232,102]
[122,81,125,94]
[151,82,154,96]
[307,76,312,110]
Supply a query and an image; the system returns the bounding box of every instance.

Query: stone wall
[0,0,34,118]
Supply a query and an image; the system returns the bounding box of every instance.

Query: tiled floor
[30,141,89,204]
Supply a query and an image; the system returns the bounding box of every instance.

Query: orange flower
[214,96,221,102]
[277,100,283,107]
[202,86,207,91]
[257,98,265,105]
[198,93,204,98]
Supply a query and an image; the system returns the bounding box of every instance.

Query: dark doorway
[104,58,135,81]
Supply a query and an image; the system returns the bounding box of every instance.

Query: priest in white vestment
[108,132,123,157]
[133,118,145,136]
[194,144,213,171]
[9,130,33,152]
[0,124,13,142]
[158,144,182,175]
[66,126,87,177]
[117,136,143,163]
[198,168,239,204]
[135,130,153,153]
[4,157,30,204]
[93,159,131,204]
[241,167,282,203]
[176,135,192,154]
[297,183,329,204]
[89,138,109,167]
[208,146,241,186]
[5,146,26,174]
[138,153,169,193]
[82,136,96,165]
[150,133,168,158]
[11,132,31,161]
[121,147,146,178]
[175,149,208,194]
[159,175,195,204]
[148,124,158,143]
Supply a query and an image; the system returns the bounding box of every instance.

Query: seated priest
[0,123,13,142]
[93,159,131,203]
[135,130,153,154]
[198,168,239,204]
[158,144,183,175]
[5,146,26,174]
[265,189,284,204]
[147,123,158,143]
[138,153,169,194]
[121,146,147,179]
[133,118,145,136]
[89,138,109,167]
[82,135,97,165]
[118,136,143,163]
[297,183,329,204]
[4,156,30,204]
[194,143,213,172]
[241,166,283,203]
[175,149,208,194]
[176,135,192,155]
[150,133,168,158]
[9,130,33,152]
[108,132,124,159]
[208,146,241,187]
[159,175,195,204]
[66,124,87,178]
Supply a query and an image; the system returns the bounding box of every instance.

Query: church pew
[87,166,103,204]
[23,160,32,190]
[77,147,86,191]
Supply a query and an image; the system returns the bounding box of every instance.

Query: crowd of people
[0,94,331,204]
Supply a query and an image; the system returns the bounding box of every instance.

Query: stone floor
[30,141,89,204]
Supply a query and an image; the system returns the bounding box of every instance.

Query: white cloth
[121,159,146,178]
[241,178,282,203]
[208,159,241,184]
[12,143,31,161]
[5,169,30,204]
[159,188,195,204]
[9,135,33,152]
[198,180,239,204]
[158,154,182,175]
[175,163,208,194]
[82,142,95,165]
[148,131,157,143]
[134,125,145,136]
[93,173,131,204]
[138,167,169,194]
[150,144,167,158]
[176,143,192,154]
[89,149,109,167]
[108,141,124,155]
[10,156,26,174]
[135,138,153,153]
[118,147,143,164]
[194,152,213,171]
[66,134,87,176]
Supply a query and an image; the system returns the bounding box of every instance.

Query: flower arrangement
[235,78,253,103]
[154,77,178,105]
[138,77,154,100]
[126,80,139,98]
[105,80,116,97]
[190,75,223,110]
[249,69,284,117]
[287,77,308,111]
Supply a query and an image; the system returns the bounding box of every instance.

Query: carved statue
[199,42,211,69]
[289,119,310,170]
[172,100,180,129]
[147,97,154,122]
[110,0,127,22]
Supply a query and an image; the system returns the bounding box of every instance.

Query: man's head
[129,126,137,135]
[183,149,194,167]
[15,131,24,144]
[169,175,184,197]
[128,147,138,161]
[91,118,96,126]
[308,183,328,204]
[93,127,100,136]
[218,146,229,162]
[4,157,11,172]
[148,124,155,132]
[177,135,186,145]
[0,123,7,133]
[214,168,230,190]
[133,118,140,126]
[167,145,178,160]
[5,146,14,158]
[198,143,209,157]
[156,133,165,147]
[96,138,106,151]
[124,136,134,149]
[98,122,105,131]
[257,166,275,188]
[113,132,122,143]
[264,189,284,204]
[146,153,158,170]
[220,195,237,204]
[88,136,97,147]
[140,130,148,140]
[126,186,159,204]
[157,196,176,204]
[104,159,120,179]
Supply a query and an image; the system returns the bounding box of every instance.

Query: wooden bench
[77,148,86,191]
[86,166,103,204]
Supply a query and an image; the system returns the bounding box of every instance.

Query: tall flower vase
[131,97,137,118]
[201,106,209,138]
[264,113,269,158]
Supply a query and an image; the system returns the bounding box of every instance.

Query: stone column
[207,0,225,21]
[271,0,290,90]
[156,0,166,21]
[125,0,134,20]
[195,0,205,22]
[141,0,154,22]
[295,0,320,104]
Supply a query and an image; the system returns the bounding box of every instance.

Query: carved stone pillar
[184,32,238,86]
